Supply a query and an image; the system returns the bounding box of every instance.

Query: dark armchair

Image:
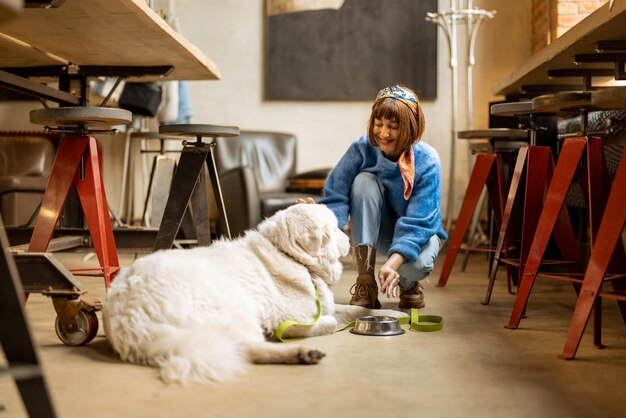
[214,131,330,237]
[0,132,55,226]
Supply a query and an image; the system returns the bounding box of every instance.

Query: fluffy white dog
[103,204,406,383]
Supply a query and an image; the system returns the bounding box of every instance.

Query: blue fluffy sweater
[319,135,448,262]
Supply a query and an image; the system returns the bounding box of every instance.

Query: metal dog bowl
[350,316,405,336]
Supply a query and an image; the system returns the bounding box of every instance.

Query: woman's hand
[378,264,400,298]
[378,253,406,298]
[295,197,316,204]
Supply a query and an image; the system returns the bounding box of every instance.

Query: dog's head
[257,204,350,285]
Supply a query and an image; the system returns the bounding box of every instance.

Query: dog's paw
[378,309,409,319]
[298,347,326,364]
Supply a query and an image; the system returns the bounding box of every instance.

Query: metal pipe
[425,3,495,231]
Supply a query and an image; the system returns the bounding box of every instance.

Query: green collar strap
[275,287,322,342]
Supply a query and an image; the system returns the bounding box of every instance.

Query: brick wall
[531,0,608,53]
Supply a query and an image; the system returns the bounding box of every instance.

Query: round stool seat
[490,101,533,117]
[458,128,528,140]
[531,92,593,114]
[591,87,626,109]
[459,129,528,153]
[30,106,132,127]
[159,124,240,138]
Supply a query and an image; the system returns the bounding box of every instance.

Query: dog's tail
[146,318,249,384]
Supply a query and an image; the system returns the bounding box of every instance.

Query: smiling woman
[319,85,447,310]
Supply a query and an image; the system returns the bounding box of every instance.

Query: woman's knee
[412,257,435,275]
[350,173,384,204]
[398,257,434,282]
[399,236,440,278]
[351,172,383,200]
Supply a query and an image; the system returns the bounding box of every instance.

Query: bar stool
[558,87,626,359]
[153,124,239,251]
[437,128,527,289]
[506,91,626,333]
[484,101,581,305]
[28,106,132,288]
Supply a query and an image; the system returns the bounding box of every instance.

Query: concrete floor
[2,249,626,418]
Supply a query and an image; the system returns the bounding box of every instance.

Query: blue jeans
[350,172,441,290]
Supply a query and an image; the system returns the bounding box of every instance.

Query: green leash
[401,308,444,332]
[275,288,443,342]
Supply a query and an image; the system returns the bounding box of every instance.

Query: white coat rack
[426,0,495,231]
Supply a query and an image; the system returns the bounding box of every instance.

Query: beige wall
[0,0,532,221]
[178,0,532,218]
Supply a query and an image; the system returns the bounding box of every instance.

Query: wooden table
[0,0,219,80]
[0,0,220,104]
[495,1,626,97]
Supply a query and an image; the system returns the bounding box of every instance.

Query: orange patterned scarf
[398,146,415,200]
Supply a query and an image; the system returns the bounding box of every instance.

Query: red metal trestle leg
[438,153,502,287]
[560,148,626,359]
[28,136,119,289]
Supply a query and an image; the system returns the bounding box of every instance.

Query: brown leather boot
[349,245,381,309]
[399,281,425,309]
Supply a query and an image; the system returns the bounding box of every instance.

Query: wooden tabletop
[0,0,220,81]
[0,32,67,67]
[495,1,626,96]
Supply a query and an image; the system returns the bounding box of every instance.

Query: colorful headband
[375,85,418,116]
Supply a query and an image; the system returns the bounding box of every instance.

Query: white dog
[103,204,407,383]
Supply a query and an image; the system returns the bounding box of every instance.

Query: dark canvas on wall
[266,0,438,101]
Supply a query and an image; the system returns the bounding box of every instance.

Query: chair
[0,132,56,226]
[132,131,178,227]
[483,101,581,306]
[505,91,626,335]
[437,128,527,291]
[27,106,132,288]
[153,124,239,251]
[560,143,626,359]
[214,131,330,237]
[503,88,626,358]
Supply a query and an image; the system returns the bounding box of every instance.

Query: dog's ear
[294,228,331,258]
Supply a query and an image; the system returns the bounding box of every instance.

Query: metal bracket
[547,68,614,90]
[573,52,626,81]
[43,125,119,136]
[0,69,80,105]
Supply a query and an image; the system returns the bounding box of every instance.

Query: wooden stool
[437,128,527,289]
[506,91,626,336]
[558,87,626,359]
[153,124,239,251]
[28,106,131,288]
[484,101,581,305]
